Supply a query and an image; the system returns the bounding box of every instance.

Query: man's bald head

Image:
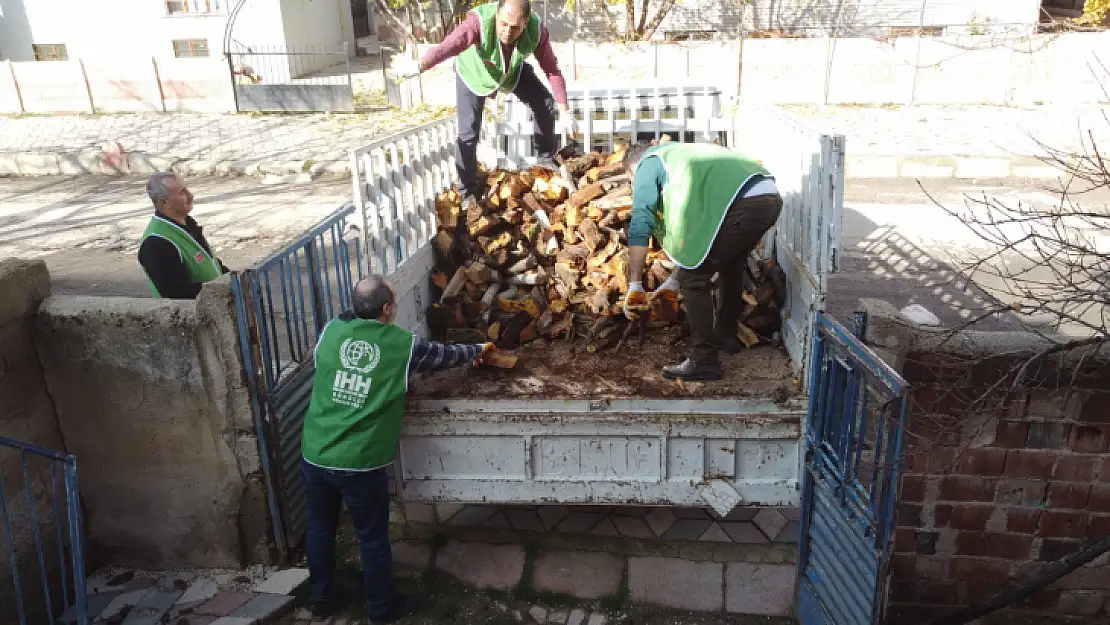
[352,275,395,321]
[495,0,532,45]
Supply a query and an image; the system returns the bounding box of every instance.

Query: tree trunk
[931,534,1110,625]
[624,0,637,41]
[639,0,678,41]
[636,0,649,36]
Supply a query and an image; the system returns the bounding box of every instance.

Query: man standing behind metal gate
[392,0,578,209]
[299,275,495,623]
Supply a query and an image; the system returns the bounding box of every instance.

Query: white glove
[390,55,420,82]
[651,275,680,300]
[622,281,648,320]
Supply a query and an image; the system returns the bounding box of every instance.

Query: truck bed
[409,325,797,400]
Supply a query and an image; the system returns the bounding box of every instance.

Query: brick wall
[890,349,1110,621]
[0,259,66,625]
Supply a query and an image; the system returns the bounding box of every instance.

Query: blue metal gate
[1,436,88,625]
[232,204,363,560]
[796,312,909,625]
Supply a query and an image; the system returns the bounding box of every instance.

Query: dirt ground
[410,327,797,400]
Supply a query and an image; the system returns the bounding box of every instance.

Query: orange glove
[622,282,650,320]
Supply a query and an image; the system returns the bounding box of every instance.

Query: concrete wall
[32,277,270,570]
[280,0,355,75]
[400,31,1110,109]
[0,259,66,625]
[858,299,1110,622]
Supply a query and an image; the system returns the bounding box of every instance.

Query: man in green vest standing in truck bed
[395,0,577,209]
[620,141,783,381]
[137,172,228,299]
[300,275,495,622]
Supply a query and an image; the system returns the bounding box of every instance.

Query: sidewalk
[1,103,1105,179]
[784,102,1110,180]
[0,107,451,177]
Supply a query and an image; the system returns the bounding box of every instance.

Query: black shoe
[717,336,742,354]
[310,583,353,619]
[662,358,722,381]
[369,594,419,624]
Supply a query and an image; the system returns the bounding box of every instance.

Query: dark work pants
[675,193,783,367]
[455,62,557,196]
[302,459,396,620]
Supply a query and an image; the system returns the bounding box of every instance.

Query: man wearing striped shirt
[300,275,493,622]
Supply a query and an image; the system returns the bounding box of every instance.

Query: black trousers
[455,62,557,196]
[675,193,783,366]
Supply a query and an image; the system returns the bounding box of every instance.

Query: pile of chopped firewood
[425,144,786,362]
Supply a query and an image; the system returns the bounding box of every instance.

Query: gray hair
[623,141,654,174]
[352,275,395,320]
[146,172,178,211]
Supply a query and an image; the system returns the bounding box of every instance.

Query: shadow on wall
[0,0,35,62]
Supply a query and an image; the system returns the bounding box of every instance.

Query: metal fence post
[226,53,241,113]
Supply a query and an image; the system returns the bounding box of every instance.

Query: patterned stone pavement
[397,503,800,545]
[0,107,451,176]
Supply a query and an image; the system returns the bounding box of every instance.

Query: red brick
[909,447,958,473]
[1070,425,1110,453]
[956,449,1007,476]
[1078,566,1110,591]
[955,531,987,556]
[1039,538,1082,561]
[1055,455,1099,481]
[918,581,960,605]
[1056,590,1105,616]
[894,528,916,553]
[995,421,1030,448]
[1079,392,1110,423]
[1101,456,1110,481]
[1046,482,1092,509]
[901,474,926,503]
[891,554,916,580]
[1087,515,1110,539]
[1007,508,1042,534]
[936,503,954,528]
[1039,511,1090,539]
[995,479,1046,506]
[985,533,1034,560]
[939,476,998,502]
[1089,485,1110,513]
[898,503,923,526]
[949,557,1011,583]
[1004,450,1058,478]
[949,505,994,531]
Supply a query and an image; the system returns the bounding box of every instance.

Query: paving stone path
[0,107,451,176]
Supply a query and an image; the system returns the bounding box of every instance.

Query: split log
[441,267,467,301]
[480,350,520,369]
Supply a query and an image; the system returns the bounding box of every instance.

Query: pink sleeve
[420,12,481,70]
[532,25,568,106]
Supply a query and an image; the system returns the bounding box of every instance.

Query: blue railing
[0,436,88,625]
[231,203,364,560]
[233,203,364,393]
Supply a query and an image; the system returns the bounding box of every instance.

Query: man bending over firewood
[620,141,783,381]
[392,0,577,211]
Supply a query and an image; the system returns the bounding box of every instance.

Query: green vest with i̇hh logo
[301,318,415,470]
[140,215,224,298]
[639,142,774,270]
[455,2,542,96]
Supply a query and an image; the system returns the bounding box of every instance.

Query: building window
[32,44,69,61]
[166,0,221,15]
[173,39,211,58]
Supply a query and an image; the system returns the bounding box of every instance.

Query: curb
[0,149,351,178]
[846,154,1063,180]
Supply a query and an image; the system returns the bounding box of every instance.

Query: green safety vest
[301,318,415,471]
[455,2,542,96]
[639,142,774,269]
[140,215,224,298]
